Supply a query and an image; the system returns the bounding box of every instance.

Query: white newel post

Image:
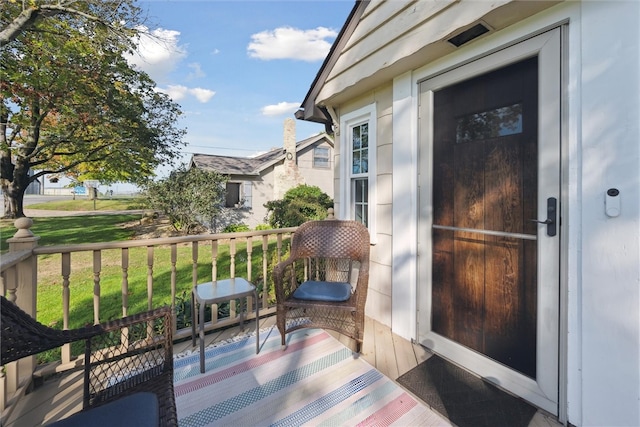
[6,217,41,384]
[7,217,40,314]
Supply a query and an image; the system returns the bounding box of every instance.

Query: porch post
[6,217,40,317]
[3,218,40,409]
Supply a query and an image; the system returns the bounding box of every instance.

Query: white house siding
[335,83,394,326]
[325,0,560,340]
[578,2,640,426]
[321,0,640,425]
[316,0,558,106]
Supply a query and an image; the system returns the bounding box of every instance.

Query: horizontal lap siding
[318,0,511,104]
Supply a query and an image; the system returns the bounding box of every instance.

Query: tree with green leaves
[144,165,233,234]
[1,0,186,218]
[264,185,334,228]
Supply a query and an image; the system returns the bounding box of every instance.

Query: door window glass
[456,103,523,143]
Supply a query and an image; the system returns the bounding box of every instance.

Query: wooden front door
[417,29,561,413]
[432,56,538,377]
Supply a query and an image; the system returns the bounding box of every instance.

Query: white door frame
[416,29,561,414]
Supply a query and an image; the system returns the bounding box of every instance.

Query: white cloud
[189,87,216,103]
[261,102,300,116]
[187,62,205,80]
[156,85,216,103]
[126,26,187,82]
[247,26,337,62]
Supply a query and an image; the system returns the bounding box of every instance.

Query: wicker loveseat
[273,220,370,352]
[0,296,177,426]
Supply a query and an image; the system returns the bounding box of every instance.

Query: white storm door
[417,28,561,414]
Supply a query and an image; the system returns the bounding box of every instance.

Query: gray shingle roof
[190,153,272,175]
[190,133,333,176]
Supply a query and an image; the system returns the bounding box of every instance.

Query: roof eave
[297,0,369,128]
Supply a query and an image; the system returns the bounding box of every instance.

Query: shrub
[223,223,250,233]
[264,185,333,228]
[142,165,227,234]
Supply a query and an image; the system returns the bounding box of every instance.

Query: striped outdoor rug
[173,327,450,426]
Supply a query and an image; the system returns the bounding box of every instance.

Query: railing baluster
[262,235,269,309]
[210,241,219,324]
[211,241,218,281]
[121,248,129,317]
[246,236,253,315]
[246,236,253,282]
[93,250,101,324]
[147,246,154,311]
[61,253,71,363]
[171,244,177,334]
[229,238,236,279]
[192,242,199,288]
[120,248,131,357]
[229,239,236,318]
[277,233,283,263]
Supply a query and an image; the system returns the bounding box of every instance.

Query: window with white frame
[351,124,369,225]
[340,104,376,236]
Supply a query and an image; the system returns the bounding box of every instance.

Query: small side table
[191,278,259,373]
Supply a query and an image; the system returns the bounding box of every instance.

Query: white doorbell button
[605,188,620,217]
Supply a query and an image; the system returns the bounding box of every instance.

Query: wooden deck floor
[5,315,562,426]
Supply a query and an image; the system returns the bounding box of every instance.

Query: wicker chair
[273,220,370,352]
[1,296,177,426]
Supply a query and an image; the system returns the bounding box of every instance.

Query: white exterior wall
[390,2,640,425]
[326,1,640,424]
[578,2,640,425]
[336,85,394,327]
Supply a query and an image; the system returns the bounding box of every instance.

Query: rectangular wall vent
[448,23,490,47]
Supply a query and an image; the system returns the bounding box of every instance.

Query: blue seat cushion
[292,281,352,302]
[49,392,159,427]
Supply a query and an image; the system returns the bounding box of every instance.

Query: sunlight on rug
[173,327,451,426]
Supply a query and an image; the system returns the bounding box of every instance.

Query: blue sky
[128,0,355,171]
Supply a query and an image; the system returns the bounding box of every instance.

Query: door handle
[530,219,553,225]
[529,197,557,237]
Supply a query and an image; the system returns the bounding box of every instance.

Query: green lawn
[26,197,145,211]
[1,197,146,250]
[1,214,140,251]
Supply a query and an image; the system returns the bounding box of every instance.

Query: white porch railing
[0,217,297,424]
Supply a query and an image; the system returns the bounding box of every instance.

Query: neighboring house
[190,118,334,229]
[297,1,640,426]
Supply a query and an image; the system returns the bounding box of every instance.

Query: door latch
[530,197,557,237]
